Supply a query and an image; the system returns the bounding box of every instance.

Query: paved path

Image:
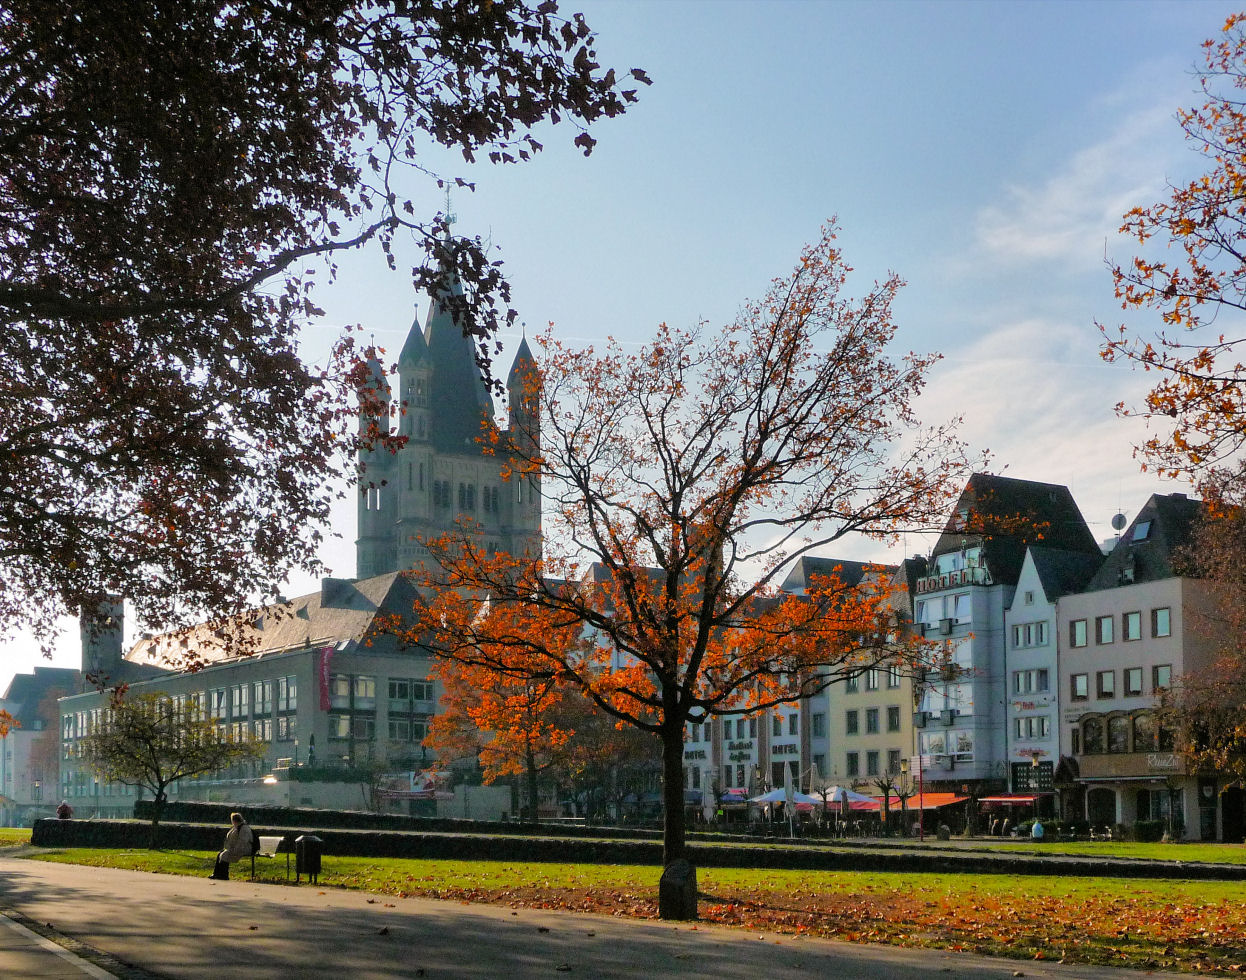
[0,852,1184,980]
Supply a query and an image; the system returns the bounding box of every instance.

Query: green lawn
[0,827,31,846]
[977,839,1246,863]
[19,845,1246,975]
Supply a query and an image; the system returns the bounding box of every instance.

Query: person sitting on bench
[209,812,253,881]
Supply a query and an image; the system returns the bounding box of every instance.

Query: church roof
[508,335,536,386]
[397,316,428,368]
[414,261,496,454]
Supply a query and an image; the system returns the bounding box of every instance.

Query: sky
[6,0,1243,690]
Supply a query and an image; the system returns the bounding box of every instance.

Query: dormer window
[1132,520,1152,542]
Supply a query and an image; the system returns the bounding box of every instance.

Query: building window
[1133,713,1156,752]
[1083,718,1104,754]
[736,718,746,738]
[1122,611,1142,641]
[1107,716,1129,753]
[1071,673,1089,701]
[814,753,826,776]
[886,705,901,732]
[865,708,879,734]
[845,710,859,736]
[1012,622,1048,648]
[1013,669,1049,694]
[1133,520,1152,541]
[1071,728,1080,755]
[846,752,859,777]
[865,669,879,692]
[811,713,826,738]
[772,715,782,737]
[887,748,901,773]
[886,665,901,688]
[1152,607,1171,638]
[1153,664,1172,692]
[1125,667,1143,696]
[1097,670,1115,699]
[845,672,859,693]
[866,751,879,776]
[1018,716,1050,738]
[1070,619,1088,647]
[1095,615,1114,644]
[749,717,757,738]
[788,714,798,736]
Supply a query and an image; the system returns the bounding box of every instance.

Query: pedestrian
[55,800,73,819]
[209,812,253,881]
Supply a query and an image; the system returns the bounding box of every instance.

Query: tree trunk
[525,742,540,826]
[148,791,166,849]
[660,722,686,867]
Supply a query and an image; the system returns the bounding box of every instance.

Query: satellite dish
[1111,513,1127,531]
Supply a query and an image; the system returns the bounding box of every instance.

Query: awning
[852,792,969,812]
[979,794,1044,804]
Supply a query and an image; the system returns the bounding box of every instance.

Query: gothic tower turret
[506,335,541,560]
[356,352,396,578]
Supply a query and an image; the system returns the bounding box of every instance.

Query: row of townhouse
[31,473,1243,840]
[681,474,1242,842]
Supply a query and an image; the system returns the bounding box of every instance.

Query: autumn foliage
[0,1,645,651]
[1102,13,1246,481]
[400,225,970,904]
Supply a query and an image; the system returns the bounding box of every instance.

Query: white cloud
[974,101,1184,269]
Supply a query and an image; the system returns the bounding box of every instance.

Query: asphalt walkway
[0,852,1186,980]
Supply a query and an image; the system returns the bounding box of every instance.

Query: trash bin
[295,834,323,883]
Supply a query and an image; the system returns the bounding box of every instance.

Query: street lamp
[902,752,925,842]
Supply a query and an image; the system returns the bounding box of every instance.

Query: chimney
[80,598,124,678]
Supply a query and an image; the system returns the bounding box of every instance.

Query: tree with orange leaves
[1101,14,1246,790]
[1102,13,1246,486]
[401,224,971,915]
[425,657,578,825]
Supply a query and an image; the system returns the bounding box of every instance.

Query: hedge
[29,818,1246,881]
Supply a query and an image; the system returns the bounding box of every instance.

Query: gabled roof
[933,474,1099,586]
[1025,545,1103,602]
[780,557,882,594]
[125,573,425,668]
[1084,492,1201,592]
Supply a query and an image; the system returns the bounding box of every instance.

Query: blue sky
[6,0,1241,688]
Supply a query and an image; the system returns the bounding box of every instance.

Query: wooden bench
[250,834,294,880]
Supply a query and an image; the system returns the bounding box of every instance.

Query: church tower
[355,252,542,580]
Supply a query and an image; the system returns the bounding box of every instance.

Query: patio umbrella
[816,785,875,804]
[748,787,821,805]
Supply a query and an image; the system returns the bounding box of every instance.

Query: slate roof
[417,266,495,455]
[780,557,882,593]
[508,335,536,387]
[1026,545,1103,602]
[1084,492,1202,592]
[932,473,1100,586]
[124,573,425,668]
